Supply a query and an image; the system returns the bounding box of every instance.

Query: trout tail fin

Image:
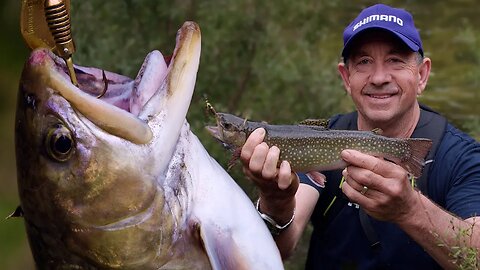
[402,138,433,178]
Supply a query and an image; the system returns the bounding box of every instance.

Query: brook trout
[206,112,433,177]
[15,22,283,269]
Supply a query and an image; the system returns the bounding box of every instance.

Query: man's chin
[360,109,396,126]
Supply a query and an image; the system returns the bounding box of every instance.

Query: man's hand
[240,128,299,222]
[340,149,419,223]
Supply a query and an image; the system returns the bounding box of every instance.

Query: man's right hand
[240,128,323,258]
[240,128,299,222]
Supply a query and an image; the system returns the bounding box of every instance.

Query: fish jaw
[142,21,201,177]
[16,22,203,268]
[22,21,201,146]
[26,48,154,144]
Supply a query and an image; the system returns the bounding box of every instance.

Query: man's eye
[357,59,370,65]
[388,57,403,63]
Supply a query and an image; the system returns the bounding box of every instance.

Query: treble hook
[96,70,108,99]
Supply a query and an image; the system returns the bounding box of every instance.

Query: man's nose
[370,64,392,85]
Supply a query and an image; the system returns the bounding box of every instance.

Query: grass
[434,217,479,269]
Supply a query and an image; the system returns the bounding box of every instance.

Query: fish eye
[222,122,232,130]
[45,124,75,162]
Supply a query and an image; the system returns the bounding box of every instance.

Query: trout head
[16,22,202,268]
[206,112,250,150]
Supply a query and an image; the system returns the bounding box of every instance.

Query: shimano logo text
[353,14,403,31]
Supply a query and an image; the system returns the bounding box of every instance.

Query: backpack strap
[414,104,448,192]
[323,111,382,250]
[314,112,357,228]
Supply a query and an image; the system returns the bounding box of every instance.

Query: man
[241,4,480,269]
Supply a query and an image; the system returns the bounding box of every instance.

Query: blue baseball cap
[342,4,423,58]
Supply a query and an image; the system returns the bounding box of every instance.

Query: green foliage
[435,218,479,269]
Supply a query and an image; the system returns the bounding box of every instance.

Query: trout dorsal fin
[241,117,248,129]
[299,118,329,128]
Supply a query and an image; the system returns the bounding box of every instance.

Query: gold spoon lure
[20,0,78,86]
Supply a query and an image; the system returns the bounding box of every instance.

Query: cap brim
[342,26,421,58]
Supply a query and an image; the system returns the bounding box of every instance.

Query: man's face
[338,31,430,127]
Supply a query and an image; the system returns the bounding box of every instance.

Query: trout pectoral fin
[227,148,242,171]
[199,222,250,270]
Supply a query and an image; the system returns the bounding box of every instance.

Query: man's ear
[417,57,432,95]
[338,62,352,95]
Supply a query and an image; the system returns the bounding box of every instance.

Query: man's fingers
[278,161,293,190]
[240,128,265,163]
[306,171,327,188]
[341,149,396,177]
[239,128,297,191]
[343,165,376,189]
[248,142,269,173]
[341,150,377,171]
[262,146,280,179]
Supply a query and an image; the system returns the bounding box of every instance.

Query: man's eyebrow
[388,47,411,56]
[350,49,369,59]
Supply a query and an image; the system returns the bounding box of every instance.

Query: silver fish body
[16,22,283,269]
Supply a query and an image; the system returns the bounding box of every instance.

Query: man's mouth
[367,94,394,99]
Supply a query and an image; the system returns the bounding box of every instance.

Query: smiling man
[240,4,480,269]
[338,28,428,138]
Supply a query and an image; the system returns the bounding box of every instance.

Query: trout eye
[45,124,75,162]
[222,123,232,130]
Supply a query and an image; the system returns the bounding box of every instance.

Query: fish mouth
[28,21,201,144]
[205,125,224,143]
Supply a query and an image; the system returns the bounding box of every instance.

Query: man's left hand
[340,149,419,223]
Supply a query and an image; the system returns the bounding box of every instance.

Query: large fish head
[16,22,202,268]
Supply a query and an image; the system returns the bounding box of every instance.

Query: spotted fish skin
[206,113,432,177]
